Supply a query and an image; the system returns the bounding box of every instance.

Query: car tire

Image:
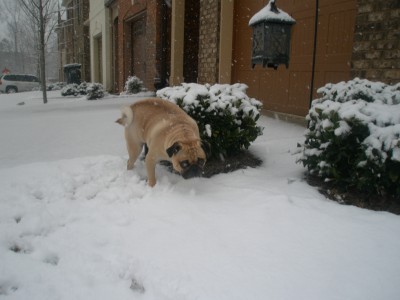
[6,86,18,93]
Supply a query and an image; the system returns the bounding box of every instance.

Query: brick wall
[116,0,161,92]
[198,0,220,84]
[81,0,90,82]
[145,0,159,90]
[351,0,400,84]
[60,0,90,82]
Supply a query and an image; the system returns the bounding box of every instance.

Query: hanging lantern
[249,0,296,70]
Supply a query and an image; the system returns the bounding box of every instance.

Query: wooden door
[232,0,356,116]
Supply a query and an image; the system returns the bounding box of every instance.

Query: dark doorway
[183,0,200,83]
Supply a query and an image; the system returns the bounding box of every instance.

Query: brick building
[118,0,153,91]
[192,0,399,116]
[58,0,90,83]
[351,0,400,84]
[197,1,219,84]
[74,0,399,116]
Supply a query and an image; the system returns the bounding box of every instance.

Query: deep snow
[0,91,399,300]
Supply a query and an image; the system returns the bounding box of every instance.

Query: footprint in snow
[130,277,145,294]
[14,215,22,223]
[43,253,60,266]
[0,281,18,296]
[9,241,32,254]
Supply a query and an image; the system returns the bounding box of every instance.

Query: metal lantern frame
[249,0,296,70]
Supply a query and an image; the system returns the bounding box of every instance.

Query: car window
[19,75,28,81]
[5,75,16,81]
[2,74,40,82]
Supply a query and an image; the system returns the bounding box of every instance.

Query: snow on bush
[77,81,88,95]
[61,82,105,100]
[157,83,263,159]
[124,75,144,94]
[298,78,400,197]
[86,83,105,100]
[61,83,79,96]
[47,82,65,91]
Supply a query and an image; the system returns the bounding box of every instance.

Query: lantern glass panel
[251,21,292,69]
[264,23,291,64]
[252,23,265,61]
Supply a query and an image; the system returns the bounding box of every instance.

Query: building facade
[63,0,399,116]
[87,0,116,91]
[192,0,400,116]
[58,0,90,83]
[112,0,170,93]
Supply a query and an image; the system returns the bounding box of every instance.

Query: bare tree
[0,39,13,52]
[0,0,25,71]
[18,0,59,104]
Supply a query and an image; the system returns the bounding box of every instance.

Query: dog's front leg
[145,156,157,187]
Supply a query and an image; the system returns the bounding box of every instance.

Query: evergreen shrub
[61,83,79,96]
[86,83,105,100]
[61,82,105,100]
[157,83,263,159]
[125,76,144,94]
[298,78,400,197]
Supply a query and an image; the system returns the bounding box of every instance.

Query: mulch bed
[202,151,263,178]
[306,175,400,215]
[160,150,262,178]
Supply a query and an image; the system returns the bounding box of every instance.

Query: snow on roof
[63,63,81,68]
[249,0,296,26]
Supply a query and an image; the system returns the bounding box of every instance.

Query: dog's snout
[182,164,203,179]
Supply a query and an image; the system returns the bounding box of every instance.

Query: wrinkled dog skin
[116,98,210,187]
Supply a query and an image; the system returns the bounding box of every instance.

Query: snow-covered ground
[0,91,399,300]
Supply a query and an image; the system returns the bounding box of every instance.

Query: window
[5,75,16,81]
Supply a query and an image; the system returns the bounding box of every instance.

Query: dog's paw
[127,159,135,170]
[147,179,156,187]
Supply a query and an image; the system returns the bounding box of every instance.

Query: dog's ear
[201,140,211,159]
[166,142,181,157]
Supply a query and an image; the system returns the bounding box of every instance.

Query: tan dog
[116,98,210,187]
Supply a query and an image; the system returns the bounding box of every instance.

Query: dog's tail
[115,106,134,127]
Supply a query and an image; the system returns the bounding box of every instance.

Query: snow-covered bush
[47,82,65,91]
[61,82,105,100]
[77,81,88,95]
[157,83,263,159]
[125,76,144,94]
[298,78,400,197]
[86,83,105,100]
[61,82,88,96]
[61,83,79,96]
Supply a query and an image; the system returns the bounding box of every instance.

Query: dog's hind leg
[125,131,142,170]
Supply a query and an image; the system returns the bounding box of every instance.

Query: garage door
[232,0,356,116]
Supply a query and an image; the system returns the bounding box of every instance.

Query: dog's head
[166,140,211,179]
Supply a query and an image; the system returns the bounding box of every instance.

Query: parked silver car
[0,74,40,93]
